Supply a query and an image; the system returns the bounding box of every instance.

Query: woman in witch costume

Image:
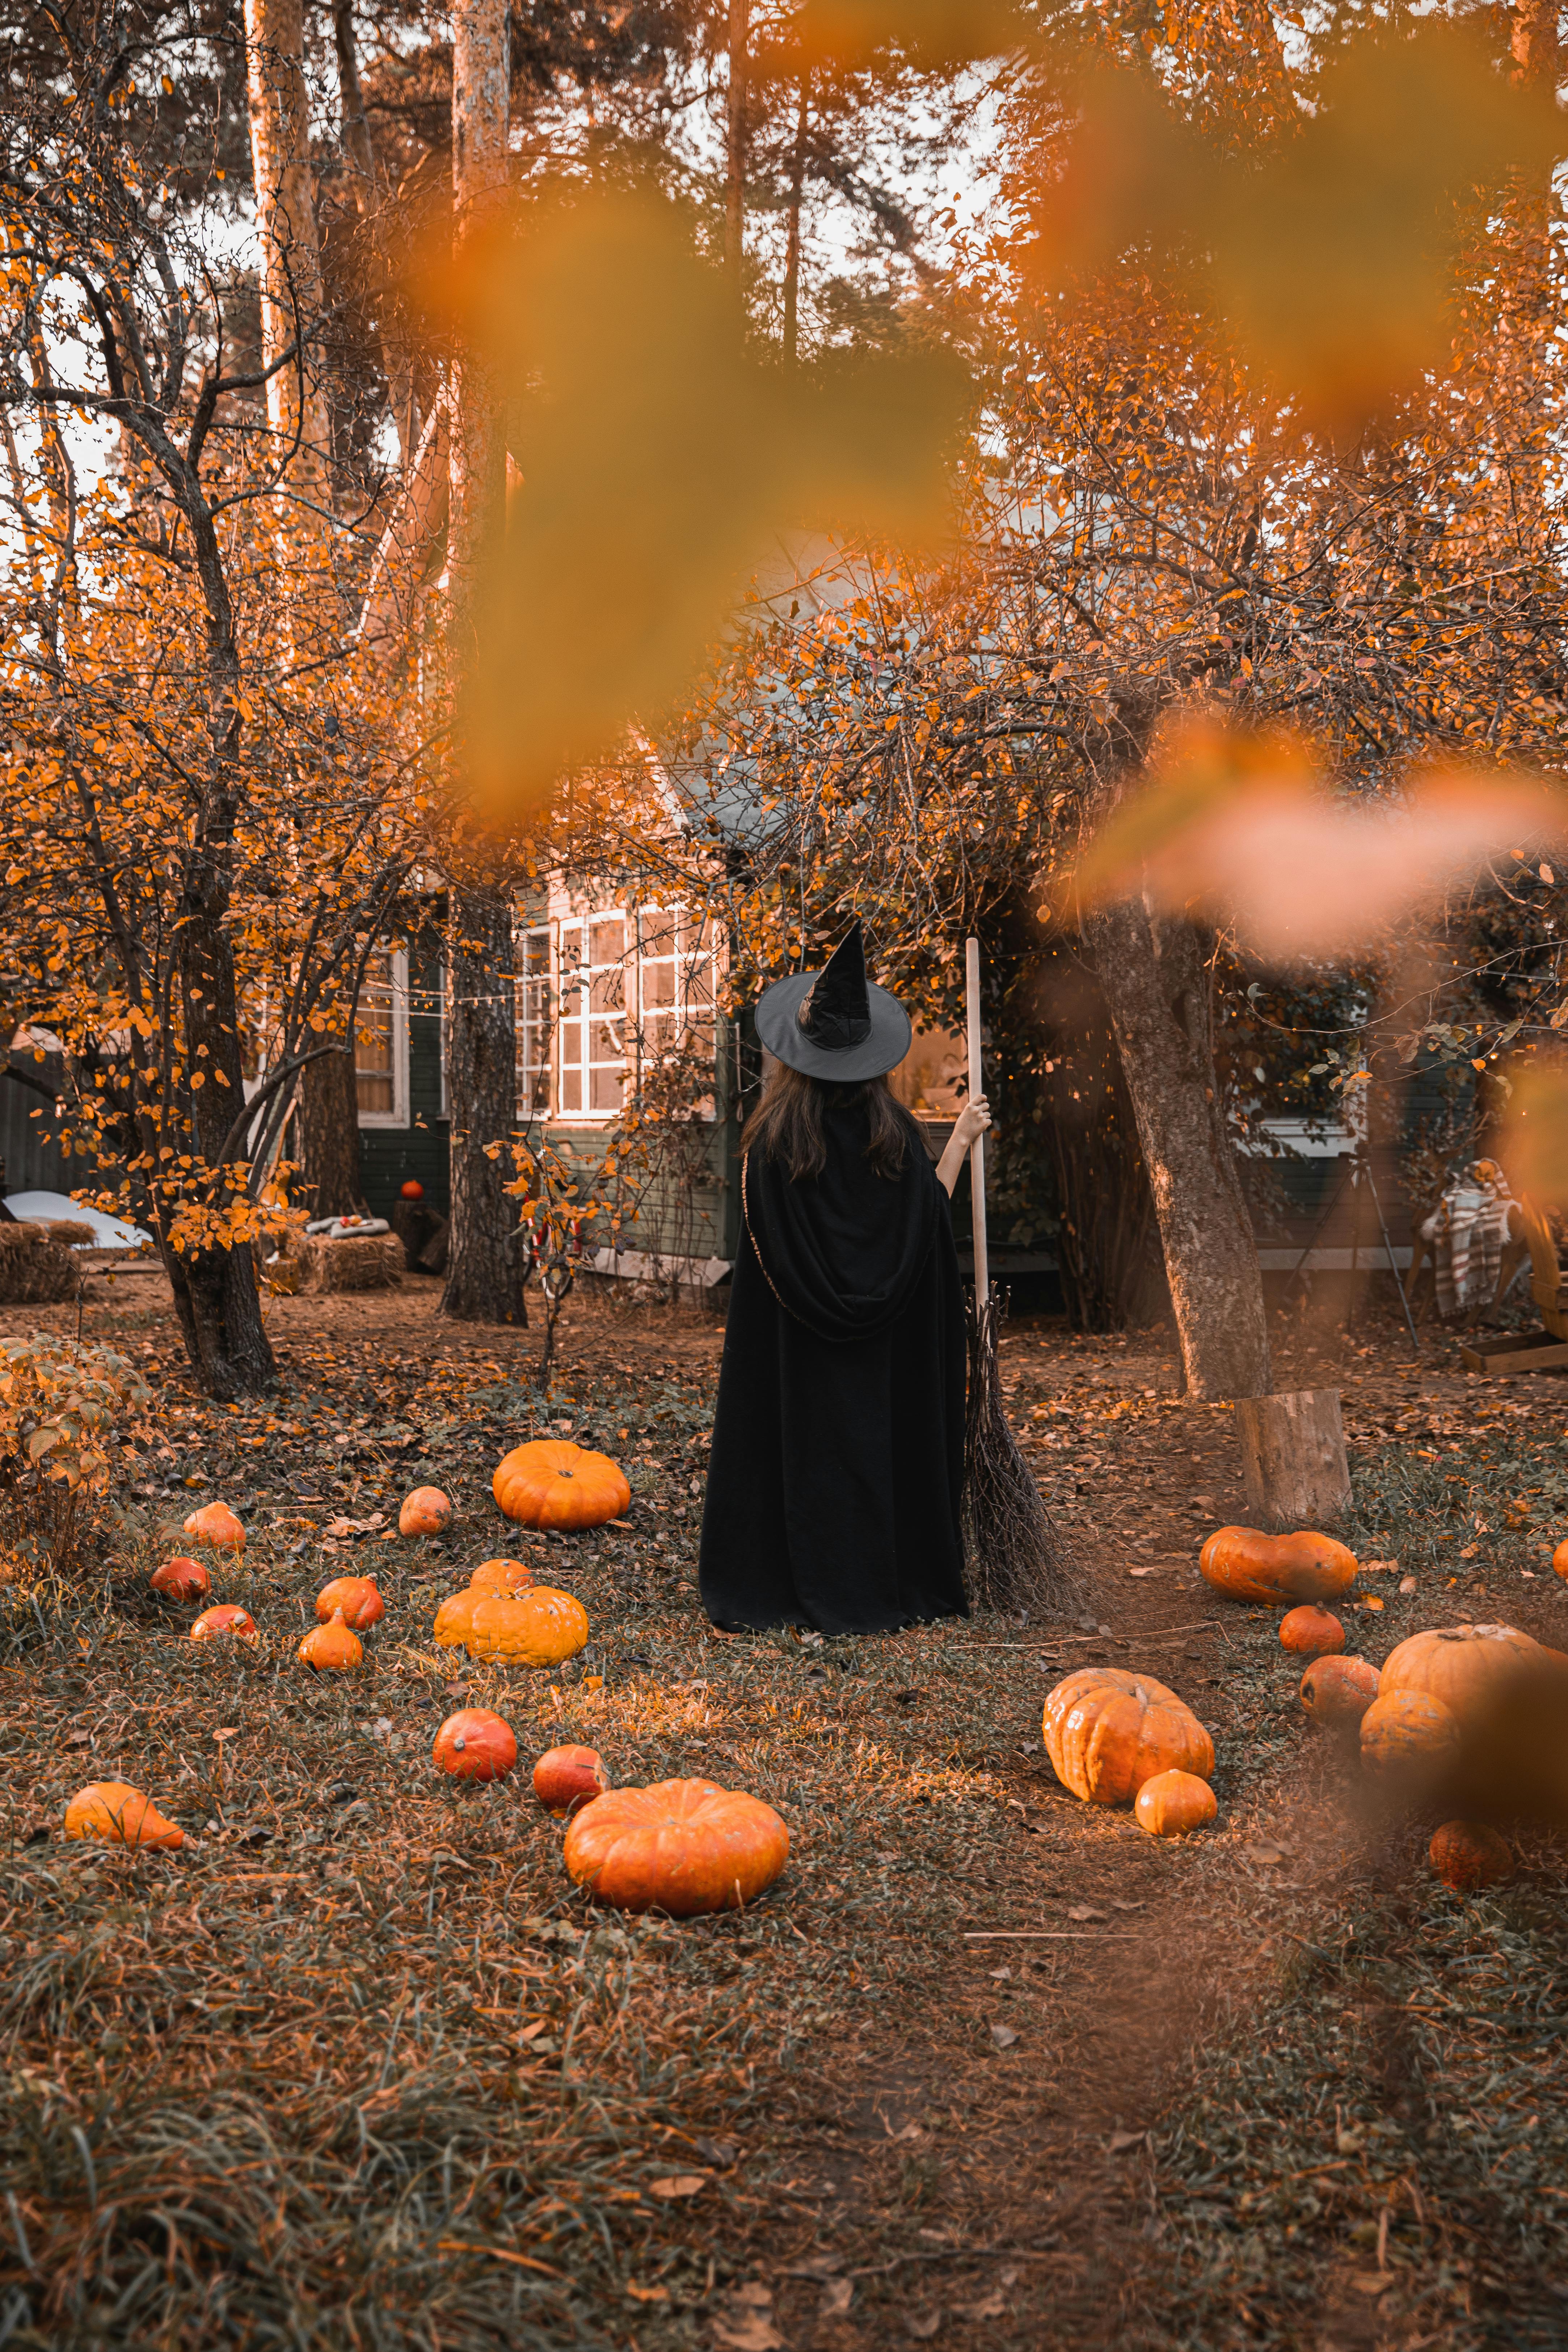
[699,924,990,1637]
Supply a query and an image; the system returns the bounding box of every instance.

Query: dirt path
[1,1276,1564,2348]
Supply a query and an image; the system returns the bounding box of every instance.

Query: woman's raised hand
[953,1095,992,1151]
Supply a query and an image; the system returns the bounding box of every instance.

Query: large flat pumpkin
[1043,1667,1213,1807]
[1199,1525,1357,1606]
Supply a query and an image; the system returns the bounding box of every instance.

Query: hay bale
[0,1223,78,1304]
[43,1220,96,1247]
[296,1231,404,1295]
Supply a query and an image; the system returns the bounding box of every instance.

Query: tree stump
[1234,1388,1352,1531]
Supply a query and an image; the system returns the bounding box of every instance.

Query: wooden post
[1234,1388,1352,1530]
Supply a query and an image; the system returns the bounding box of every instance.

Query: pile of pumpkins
[81,1434,792,1917]
[1196,1522,1566,1889]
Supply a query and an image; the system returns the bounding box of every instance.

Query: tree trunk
[442,0,524,1326]
[1085,893,1272,1400]
[243,0,332,488]
[299,1048,364,1218]
[725,0,750,295]
[782,72,808,361]
[441,887,527,1323]
[169,910,275,1397]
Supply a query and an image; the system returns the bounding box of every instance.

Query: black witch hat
[753,921,912,1083]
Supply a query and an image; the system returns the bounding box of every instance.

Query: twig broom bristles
[961,935,1080,1618]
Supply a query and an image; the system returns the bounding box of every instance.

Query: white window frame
[355,946,410,1130]
[549,904,717,1124]
[516,926,553,1120]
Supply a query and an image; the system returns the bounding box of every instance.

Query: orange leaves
[1073,721,1568,967]
[412,183,965,814]
[1029,26,1564,427]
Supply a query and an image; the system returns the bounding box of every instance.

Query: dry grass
[0,1282,1564,2348]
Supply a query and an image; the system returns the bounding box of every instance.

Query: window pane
[590,1062,623,1111]
[589,965,624,1014]
[560,1067,582,1114]
[356,953,395,1117]
[590,916,623,965]
[641,909,677,959]
[644,959,675,1009]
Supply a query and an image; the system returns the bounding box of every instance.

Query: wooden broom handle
[965,935,988,1297]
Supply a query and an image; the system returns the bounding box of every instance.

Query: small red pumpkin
[298,1608,362,1673]
[1279,1605,1344,1657]
[1429,1819,1513,1892]
[184,1500,245,1552]
[150,1556,210,1603]
[1299,1653,1379,1727]
[533,1744,610,1818]
[315,1575,384,1630]
[190,1604,258,1644]
[434,1709,518,1782]
[1134,1769,1217,1837]
[400,1179,425,1201]
[399,1487,452,1537]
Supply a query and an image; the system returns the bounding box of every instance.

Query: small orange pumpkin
[493,1441,631,1532]
[1429,1819,1513,1892]
[190,1604,257,1644]
[1552,1537,1568,1584]
[1199,1525,1356,1606]
[434,1708,518,1782]
[1300,1653,1380,1727]
[563,1778,788,1915]
[466,1587,589,1668]
[533,1744,610,1818]
[433,1589,481,1649]
[1134,1769,1217,1837]
[1279,1605,1344,1657]
[150,1556,210,1603]
[298,1608,362,1673]
[183,1500,245,1552]
[1360,1689,1461,1776]
[468,1556,535,1596]
[316,1575,385,1630]
[1378,1623,1542,1724]
[1042,1668,1213,1807]
[399,1487,452,1537]
[64,1781,184,1850]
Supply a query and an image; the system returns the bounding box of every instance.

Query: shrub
[0,1334,151,1578]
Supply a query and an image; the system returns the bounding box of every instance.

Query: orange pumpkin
[1279,1605,1344,1657]
[399,1487,452,1537]
[1299,1653,1380,1727]
[1378,1623,1542,1723]
[468,1556,535,1596]
[298,1609,362,1673]
[150,1555,210,1603]
[1360,1689,1461,1776]
[64,1781,184,1850]
[1042,1668,1213,1807]
[433,1589,481,1649]
[1429,1819,1513,1892]
[183,1500,245,1551]
[434,1708,518,1782]
[493,1441,631,1532]
[1198,1526,1356,1606]
[190,1604,257,1644]
[316,1575,384,1630]
[1134,1769,1217,1837]
[1552,1538,1568,1584]
[563,1778,789,1915]
[533,1743,610,1818]
[466,1587,589,1668]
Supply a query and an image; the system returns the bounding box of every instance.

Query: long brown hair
[741,1061,918,1181]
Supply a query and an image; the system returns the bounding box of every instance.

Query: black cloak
[698,1093,970,1636]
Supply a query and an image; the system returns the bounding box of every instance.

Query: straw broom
[961,935,1079,1617]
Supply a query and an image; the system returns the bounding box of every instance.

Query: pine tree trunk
[441,888,527,1323]
[1086,893,1272,1401]
[725,0,750,293]
[243,0,332,483]
[299,1049,364,1218]
[782,73,809,362]
[442,0,524,1326]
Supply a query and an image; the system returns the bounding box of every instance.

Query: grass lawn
[0,1274,1564,2350]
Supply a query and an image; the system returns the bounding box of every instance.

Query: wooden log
[1234,1388,1351,1531]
